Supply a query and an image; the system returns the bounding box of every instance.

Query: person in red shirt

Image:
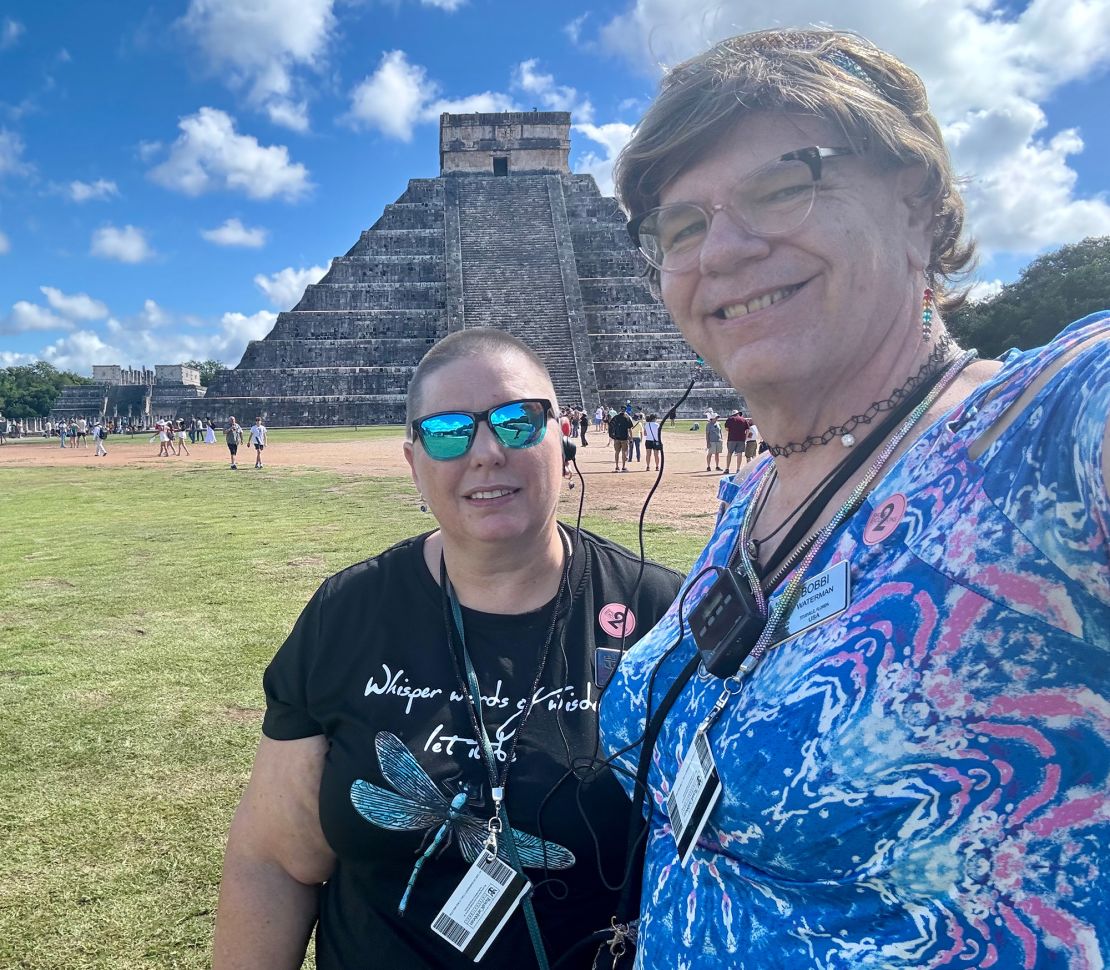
[723,409,751,473]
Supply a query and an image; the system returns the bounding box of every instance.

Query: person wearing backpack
[94,420,108,457]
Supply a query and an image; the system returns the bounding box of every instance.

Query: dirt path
[0,428,761,534]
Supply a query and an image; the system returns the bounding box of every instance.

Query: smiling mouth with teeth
[715,282,804,319]
[467,488,516,500]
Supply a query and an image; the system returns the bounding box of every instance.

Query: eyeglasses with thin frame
[411,398,554,461]
[628,146,855,273]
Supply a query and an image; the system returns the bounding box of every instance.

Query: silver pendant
[841,433,856,448]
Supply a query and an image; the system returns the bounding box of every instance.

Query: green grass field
[0,459,703,969]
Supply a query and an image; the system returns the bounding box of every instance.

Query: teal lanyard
[441,536,571,970]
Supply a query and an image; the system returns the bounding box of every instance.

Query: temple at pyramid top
[181,111,740,426]
[440,111,571,176]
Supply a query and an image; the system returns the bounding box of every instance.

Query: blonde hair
[615,28,974,311]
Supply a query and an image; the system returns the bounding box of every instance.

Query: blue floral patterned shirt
[600,313,1110,969]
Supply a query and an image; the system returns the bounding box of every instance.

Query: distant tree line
[949,236,1109,359]
[184,359,228,388]
[0,362,93,420]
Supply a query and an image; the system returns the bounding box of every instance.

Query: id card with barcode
[666,729,722,867]
[430,851,530,962]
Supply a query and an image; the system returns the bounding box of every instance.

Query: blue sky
[1,0,1108,375]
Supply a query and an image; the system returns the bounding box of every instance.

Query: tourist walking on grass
[579,408,589,446]
[94,420,108,457]
[156,420,171,458]
[59,423,67,450]
[212,327,682,970]
[225,417,243,469]
[249,416,267,468]
[704,414,723,471]
[77,417,88,448]
[174,420,191,457]
[602,27,1110,968]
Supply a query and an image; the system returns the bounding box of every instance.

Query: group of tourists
[210,27,1107,970]
[704,407,762,472]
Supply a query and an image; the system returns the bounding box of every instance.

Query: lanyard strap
[440,528,572,970]
[450,599,551,970]
[700,349,977,729]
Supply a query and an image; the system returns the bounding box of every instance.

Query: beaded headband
[823,49,887,99]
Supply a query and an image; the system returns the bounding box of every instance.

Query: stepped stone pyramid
[187,112,739,426]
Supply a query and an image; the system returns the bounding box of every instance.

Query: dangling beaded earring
[921,287,935,340]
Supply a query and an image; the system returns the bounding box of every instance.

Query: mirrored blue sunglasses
[412,398,554,460]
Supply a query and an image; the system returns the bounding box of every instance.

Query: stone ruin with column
[50,364,206,426]
[183,111,741,426]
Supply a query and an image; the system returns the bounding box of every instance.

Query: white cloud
[421,0,467,9]
[38,329,121,373]
[0,301,74,335]
[513,59,594,122]
[595,0,1110,258]
[69,178,119,202]
[147,107,311,201]
[346,51,437,142]
[137,140,162,162]
[200,217,268,248]
[573,122,634,196]
[945,102,1110,254]
[0,229,9,254]
[966,278,1005,303]
[564,14,590,46]
[1,18,24,50]
[90,224,155,263]
[345,51,519,141]
[140,299,170,327]
[0,128,29,178]
[22,301,280,374]
[265,99,309,132]
[0,350,36,367]
[40,286,109,321]
[253,262,330,308]
[179,0,336,131]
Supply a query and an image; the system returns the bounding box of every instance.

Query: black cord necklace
[747,351,959,579]
[766,337,952,457]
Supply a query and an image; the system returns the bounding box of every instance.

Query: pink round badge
[599,603,636,638]
[864,493,907,545]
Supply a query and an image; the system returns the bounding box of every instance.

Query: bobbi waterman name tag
[431,852,530,962]
[667,728,722,867]
[779,559,851,642]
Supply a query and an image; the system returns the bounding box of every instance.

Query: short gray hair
[405,328,554,435]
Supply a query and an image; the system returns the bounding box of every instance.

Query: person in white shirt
[643,412,662,471]
[249,417,267,468]
[94,421,108,457]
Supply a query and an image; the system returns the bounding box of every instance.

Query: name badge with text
[667,729,722,867]
[780,559,851,641]
[431,852,530,962]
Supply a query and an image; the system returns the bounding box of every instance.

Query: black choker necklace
[766,337,954,457]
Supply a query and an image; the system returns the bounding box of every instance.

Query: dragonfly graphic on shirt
[350,731,575,914]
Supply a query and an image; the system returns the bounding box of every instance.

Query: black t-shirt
[263,527,682,969]
[607,413,632,441]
